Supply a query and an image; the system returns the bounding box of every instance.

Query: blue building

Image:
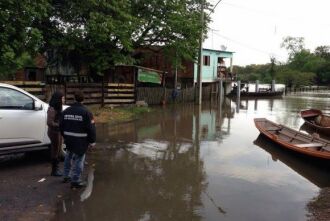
[194,48,234,83]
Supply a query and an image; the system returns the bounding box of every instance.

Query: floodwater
[54,91,330,221]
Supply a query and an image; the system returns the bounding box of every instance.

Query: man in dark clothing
[60,91,96,188]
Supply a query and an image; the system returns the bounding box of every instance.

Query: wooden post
[64,82,67,105]
[237,80,241,100]
[196,0,204,105]
[255,80,259,92]
[134,67,137,104]
[162,72,166,105]
[218,79,223,102]
[271,80,275,92]
[236,95,240,113]
[101,80,105,107]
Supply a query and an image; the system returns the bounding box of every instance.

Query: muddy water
[54,92,330,221]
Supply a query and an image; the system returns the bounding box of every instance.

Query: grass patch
[89,105,153,124]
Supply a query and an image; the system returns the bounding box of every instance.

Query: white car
[0,83,65,155]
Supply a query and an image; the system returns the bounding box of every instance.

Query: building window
[218,57,225,65]
[203,55,210,66]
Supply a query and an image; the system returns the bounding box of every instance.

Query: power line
[221,2,330,27]
[212,31,282,58]
[210,0,225,15]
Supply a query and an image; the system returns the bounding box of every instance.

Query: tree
[312,46,330,84]
[269,56,276,80]
[0,0,49,78]
[276,68,315,88]
[314,46,330,60]
[288,49,314,71]
[280,36,305,60]
[39,0,211,76]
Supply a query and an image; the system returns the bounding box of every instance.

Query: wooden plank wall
[64,83,136,105]
[137,87,166,105]
[104,83,135,105]
[0,81,46,101]
[137,85,211,105]
[65,83,103,105]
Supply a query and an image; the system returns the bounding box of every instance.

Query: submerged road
[2,93,330,220]
[0,153,73,221]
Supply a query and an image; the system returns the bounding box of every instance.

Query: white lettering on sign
[64,114,83,121]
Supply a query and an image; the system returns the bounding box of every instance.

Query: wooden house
[104,65,165,86]
[134,47,194,88]
[134,47,234,88]
[193,48,234,84]
[13,54,46,81]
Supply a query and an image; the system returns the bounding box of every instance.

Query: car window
[0,87,34,110]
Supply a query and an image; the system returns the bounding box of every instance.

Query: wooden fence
[0,81,46,100]
[2,81,215,106]
[65,83,103,105]
[64,83,136,105]
[104,83,135,105]
[285,86,330,93]
[137,85,212,105]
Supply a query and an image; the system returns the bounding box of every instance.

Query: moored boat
[300,109,330,135]
[228,90,284,97]
[254,118,330,160]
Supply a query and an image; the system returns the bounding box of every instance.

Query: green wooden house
[194,48,234,83]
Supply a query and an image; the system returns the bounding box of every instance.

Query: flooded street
[54,92,330,221]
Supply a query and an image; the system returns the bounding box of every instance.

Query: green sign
[138,69,161,84]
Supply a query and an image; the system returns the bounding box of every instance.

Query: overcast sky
[204,0,330,66]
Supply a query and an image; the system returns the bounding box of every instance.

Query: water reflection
[54,92,330,221]
[97,100,235,145]
[230,96,282,112]
[254,135,330,188]
[56,143,206,220]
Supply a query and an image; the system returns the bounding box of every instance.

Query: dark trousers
[48,130,62,160]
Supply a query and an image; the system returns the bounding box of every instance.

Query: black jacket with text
[60,102,96,155]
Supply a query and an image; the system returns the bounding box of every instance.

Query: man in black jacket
[60,91,96,188]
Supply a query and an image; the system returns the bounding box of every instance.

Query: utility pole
[174,50,178,90]
[196,0,204,105]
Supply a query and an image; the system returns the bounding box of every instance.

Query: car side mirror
[34,100,43,111]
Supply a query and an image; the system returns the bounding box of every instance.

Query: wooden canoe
[254,118,330,160]
[300,109,330,135]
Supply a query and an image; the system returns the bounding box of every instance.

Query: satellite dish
[220,45,227,51]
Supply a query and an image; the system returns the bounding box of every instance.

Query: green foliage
[276,68,315,87]
[281,36,305,60]
[0,0,49,77]
[314,46,330,60]
[1,0,211,78]
[41,0,211,75]
[288,49,326,73]
[269,56,276,79]
[235,37,330,86]
[233,63,273,83]
[315,62,330,84]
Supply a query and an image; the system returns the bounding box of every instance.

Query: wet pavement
[53,91,330,221]
[0,152,70,221]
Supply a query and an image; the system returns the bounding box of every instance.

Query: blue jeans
[63,151,86,183]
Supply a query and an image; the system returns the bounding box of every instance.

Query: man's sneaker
[71,181,87,189]
[62,177,71,183]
